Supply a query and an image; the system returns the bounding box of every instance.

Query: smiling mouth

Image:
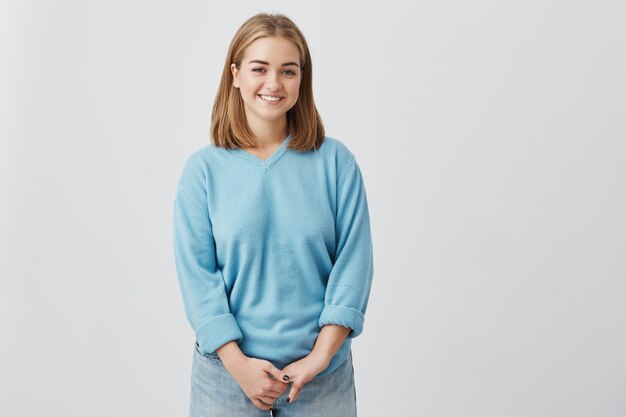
[258,94,284,103]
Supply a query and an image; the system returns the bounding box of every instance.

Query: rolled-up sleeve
[318,156,374,339]
[172,155,243,355]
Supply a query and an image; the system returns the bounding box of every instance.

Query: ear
[231,63,239,88]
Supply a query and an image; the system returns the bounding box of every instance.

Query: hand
[226,356,291,411]
[281,350,331,403]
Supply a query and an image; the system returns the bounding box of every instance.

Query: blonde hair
[210,12,325,152]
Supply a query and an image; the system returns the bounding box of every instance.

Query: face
[231,36,302,126]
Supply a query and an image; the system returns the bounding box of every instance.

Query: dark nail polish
[286,397,291,403]
[283,375,289,381]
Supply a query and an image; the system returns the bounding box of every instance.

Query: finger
[259,394,276,405]
[267,375,288,387]
[265,362,291,383]
[252,398,273,411]
[287,382,302,403]
[269,382,288,395]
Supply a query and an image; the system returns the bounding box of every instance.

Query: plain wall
[1,1,625,416]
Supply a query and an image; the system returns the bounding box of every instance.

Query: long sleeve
[172,155,243,355]
[318,156,374,339]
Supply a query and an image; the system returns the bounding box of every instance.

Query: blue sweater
[172,134,373,378]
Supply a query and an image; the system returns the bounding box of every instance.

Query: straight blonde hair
[210,12,325,152]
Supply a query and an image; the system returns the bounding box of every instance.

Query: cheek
[287,82,301,98]
[240,77,262,94]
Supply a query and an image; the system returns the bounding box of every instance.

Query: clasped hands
[225,349,331,411]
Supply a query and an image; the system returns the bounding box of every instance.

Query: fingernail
[286,397,291,403]
[283,375,290,381]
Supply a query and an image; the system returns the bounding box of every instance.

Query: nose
[265,71,281,91]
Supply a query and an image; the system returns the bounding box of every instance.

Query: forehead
[243,37,300,64]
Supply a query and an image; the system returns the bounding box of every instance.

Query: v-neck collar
[230,134,292,170]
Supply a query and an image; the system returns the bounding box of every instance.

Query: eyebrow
[248,59,300,68]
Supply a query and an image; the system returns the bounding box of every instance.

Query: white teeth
[259,95,282,102]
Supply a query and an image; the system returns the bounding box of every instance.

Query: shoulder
[316,135,357,174]
[179,142,229,177]
[178,145,206,183]
[183,142,226,167]
[318,136,355,160]
[317,136,359,185]
[176,143,228,193]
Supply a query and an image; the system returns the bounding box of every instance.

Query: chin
[260,113,287,122]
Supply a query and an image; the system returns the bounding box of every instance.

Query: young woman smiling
[173,12,374,417]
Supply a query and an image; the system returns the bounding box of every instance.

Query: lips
[258,94,284,103]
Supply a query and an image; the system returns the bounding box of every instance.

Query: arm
[215,340,247,368]
[277,156,374,404]
[172,154,243,356]
[311,324,351,361]
[174,155,292,411]
[318,156,374,340]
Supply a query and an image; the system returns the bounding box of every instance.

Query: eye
[251,67,297,76]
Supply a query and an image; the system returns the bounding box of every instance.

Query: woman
[173,12,373,417]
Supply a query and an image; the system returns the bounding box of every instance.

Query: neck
[247,116,288,149]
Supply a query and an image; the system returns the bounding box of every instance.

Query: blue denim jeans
[190,340,358,417]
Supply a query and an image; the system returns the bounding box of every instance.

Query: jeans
[190,340,358,417]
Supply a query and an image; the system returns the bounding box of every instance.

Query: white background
[1,1,625,416]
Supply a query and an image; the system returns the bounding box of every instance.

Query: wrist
[310,347,333,366]
[216,341,248,371]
